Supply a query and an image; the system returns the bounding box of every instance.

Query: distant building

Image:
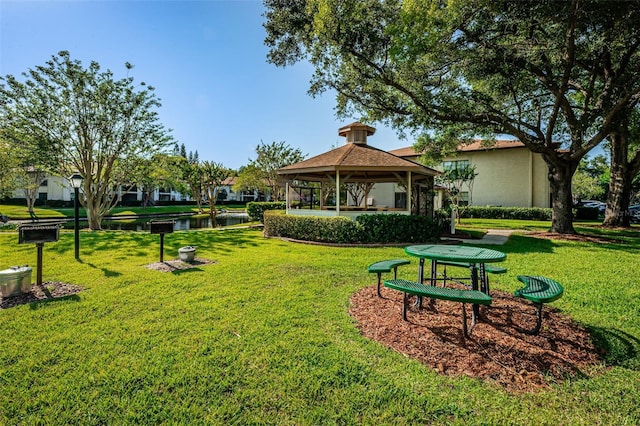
[389,140,551,208]
[9,174,260,206]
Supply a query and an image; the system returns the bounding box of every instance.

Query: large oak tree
[264,0,640,233]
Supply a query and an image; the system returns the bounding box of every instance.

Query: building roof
[389,139,526,158]
[222,177,236,186]
[278,134,439,182]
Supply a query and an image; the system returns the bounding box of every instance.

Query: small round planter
[178,246,197,263]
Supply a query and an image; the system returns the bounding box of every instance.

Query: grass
[0,223,639,424]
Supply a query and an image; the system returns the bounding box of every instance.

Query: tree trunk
[25,194,36,215]
[547,159,577,234]
[209,204,217,228]
[22,170,47,214]
[603,131,632,227]
[86,201,103,230]
[141,188,153,208]
[84,190,104,231]
[602,116,640,228]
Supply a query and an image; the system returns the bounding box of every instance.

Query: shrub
[247,201,286,222]
[263,211,443,244]
[355,214,442,244]
[457,206,553,221]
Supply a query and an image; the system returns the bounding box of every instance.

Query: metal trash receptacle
[0,266,33,298]
[178,246,197,263]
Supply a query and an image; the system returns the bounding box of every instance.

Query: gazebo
[277,122,440,219]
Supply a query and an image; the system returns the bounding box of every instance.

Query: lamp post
[69,173,83,260]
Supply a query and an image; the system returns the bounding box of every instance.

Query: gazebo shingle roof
[279,141,438,180]
[278,122,438,182]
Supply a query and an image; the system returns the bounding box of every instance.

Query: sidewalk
[442,229,515,245]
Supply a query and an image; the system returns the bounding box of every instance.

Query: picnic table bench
[514,275,564,335]
[437,260,507,293]
[367,259,410,297]
[384,279,492,338]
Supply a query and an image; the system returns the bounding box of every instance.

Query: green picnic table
[404,244,507,317]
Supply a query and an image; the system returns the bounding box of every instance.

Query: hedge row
[263,210,443,244]
[458,206,553,221]
[457,205,603,221]
[247,201,286,222]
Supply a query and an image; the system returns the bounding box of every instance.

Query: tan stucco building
[389,140,551,208]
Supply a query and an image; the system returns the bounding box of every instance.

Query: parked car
[580,200,605,209]
[576,200,605,215]
[629,204,640,223]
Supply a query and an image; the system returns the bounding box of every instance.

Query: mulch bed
[350,283,602,393]
[145,257,217,273]
[1,281,83,309]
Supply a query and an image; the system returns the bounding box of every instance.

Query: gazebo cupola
[338,122,376,145]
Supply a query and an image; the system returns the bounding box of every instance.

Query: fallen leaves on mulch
[146,257,216,273]
[350,283,603,393]
[1,281,83,309]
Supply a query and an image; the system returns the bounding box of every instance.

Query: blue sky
[0,0,413,170]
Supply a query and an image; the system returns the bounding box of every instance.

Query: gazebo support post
[407,171,412,215]
[336,171,340,214]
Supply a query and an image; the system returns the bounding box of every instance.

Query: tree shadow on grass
[83,261,123,278]
[589,326,640,371]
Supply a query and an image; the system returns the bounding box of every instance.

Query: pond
[61,213,251,231]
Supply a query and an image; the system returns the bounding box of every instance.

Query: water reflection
[62,214,250,231]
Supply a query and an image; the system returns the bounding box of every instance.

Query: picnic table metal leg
[462,303,478,338]
[518,302,544,335]
[402,292,409,321]
[470,264,481,319]
[462,303,468,337]
[376,272,383,298]
[479,263,488,294]
[414,259,425,308]
[430,259,438,285]
[427,260,438,307]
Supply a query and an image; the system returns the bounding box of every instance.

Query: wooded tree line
[264,0,640,233]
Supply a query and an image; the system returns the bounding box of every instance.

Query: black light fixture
[69,173,83,260]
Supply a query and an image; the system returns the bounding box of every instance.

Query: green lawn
[1,224,639,424]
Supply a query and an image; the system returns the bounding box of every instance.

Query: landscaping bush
[264,210,443,244]
[263,210,360,243]
[355,214,443,244]
[247,201,286,222]
[457,206,553,221]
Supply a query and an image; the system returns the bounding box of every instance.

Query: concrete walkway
[443,229,515,245]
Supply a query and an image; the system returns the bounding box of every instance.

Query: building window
[442,160,470,171]
[40,179,48,187]
[457,191,469,206]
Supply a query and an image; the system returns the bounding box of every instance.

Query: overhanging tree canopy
[264,0,640,233]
